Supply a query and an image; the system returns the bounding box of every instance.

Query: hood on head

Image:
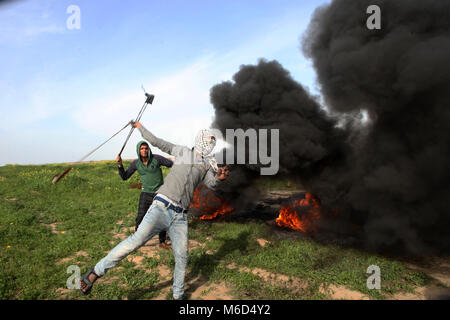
[136,140,152,161]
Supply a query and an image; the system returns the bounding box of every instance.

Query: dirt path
[117,229,450,300]
[108,220,237,300]
[58,219,449,300]
[389,256,450,300]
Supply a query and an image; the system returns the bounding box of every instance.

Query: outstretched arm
[133,122,177,156]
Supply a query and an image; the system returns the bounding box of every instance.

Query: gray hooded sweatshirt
[138,125,220,209]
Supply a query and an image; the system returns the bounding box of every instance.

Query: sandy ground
[125,229,450,300]
[56,216,449,300]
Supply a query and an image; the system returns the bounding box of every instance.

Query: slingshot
[52,91,155,183]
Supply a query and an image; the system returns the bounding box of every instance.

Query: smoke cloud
[210,0,450,254]
[302,0,450,254]
[209,59,349,215]
[211,59,349,176]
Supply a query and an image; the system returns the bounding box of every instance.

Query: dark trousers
[136,192,167,243]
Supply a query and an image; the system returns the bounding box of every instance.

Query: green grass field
[0,162,433,300]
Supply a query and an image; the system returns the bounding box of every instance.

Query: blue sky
[0,0,328,166]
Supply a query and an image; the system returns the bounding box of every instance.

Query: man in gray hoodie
[79,122,229,299]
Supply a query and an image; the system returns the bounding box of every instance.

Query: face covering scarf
[194,129,218,172]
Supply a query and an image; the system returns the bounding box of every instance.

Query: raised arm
[133,122,177,155]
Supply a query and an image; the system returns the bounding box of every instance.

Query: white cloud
[22,24,65,38]
[0,72,75,134]
[69,55,222,163]
[0,0,66,45]
[1,4,320,165]
[69,10,316,162]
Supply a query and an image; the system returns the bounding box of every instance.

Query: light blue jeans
[94,200,189,299]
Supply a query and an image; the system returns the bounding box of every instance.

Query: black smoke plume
[302,0,450,254]
[210,0,450,255]
[210,59,349,214]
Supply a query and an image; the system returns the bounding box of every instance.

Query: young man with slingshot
[116,140,173,249]
[79,121,230,300]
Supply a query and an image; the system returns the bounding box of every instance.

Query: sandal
[79,267,99,296]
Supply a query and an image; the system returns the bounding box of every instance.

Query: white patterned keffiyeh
[194,129,218,172]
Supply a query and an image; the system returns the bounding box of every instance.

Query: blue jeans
[94,200,189,299]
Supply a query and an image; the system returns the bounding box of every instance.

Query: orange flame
[275,192,321,232]
[190,185,234,220]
